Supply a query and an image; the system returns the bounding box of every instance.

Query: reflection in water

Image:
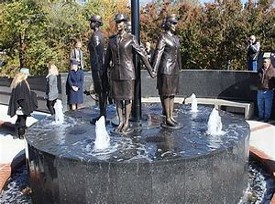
[153,129,176,159]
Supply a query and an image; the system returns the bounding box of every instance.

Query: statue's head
[163,14,178,32]
[90,15,103,29]
[114,13,128,33]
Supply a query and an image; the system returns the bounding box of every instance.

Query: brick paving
[0,163,11,191]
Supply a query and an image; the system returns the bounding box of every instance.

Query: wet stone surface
[0,159,274,204]
[26,104,250,162]
[24,104,250,203]
[0,166,32,204]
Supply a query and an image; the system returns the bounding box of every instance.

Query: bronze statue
[87,15,108,120]
[152,14,182,128]
[104,13,155,133]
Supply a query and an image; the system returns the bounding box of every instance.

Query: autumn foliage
[0,0,275,76]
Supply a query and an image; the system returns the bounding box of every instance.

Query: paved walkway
[0,104,274,203]
[0,104,49,190]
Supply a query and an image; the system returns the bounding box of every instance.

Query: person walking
[257,57,275,122]
[8,68,37,139]
[247,35,260,72]
[46,63,59,115]
[67,60,84,110]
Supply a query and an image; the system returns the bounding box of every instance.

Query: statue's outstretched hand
[150,71,157,78]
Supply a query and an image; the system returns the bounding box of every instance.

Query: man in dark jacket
[88,15,108,120]
[257,57,275,122]
[104,13,155,133]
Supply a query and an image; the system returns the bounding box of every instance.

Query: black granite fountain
[25,103,250,204]
[23,1,250,203]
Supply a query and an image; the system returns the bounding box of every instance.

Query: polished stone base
[26,104,250,204]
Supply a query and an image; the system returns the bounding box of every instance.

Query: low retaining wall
[0,70,261,114]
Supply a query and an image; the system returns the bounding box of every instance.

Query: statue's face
[90,21,96,29]
[71,64,78,71]
[170,22,177,32]
[116,21,126,33]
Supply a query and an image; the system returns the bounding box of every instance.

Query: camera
[83,89,95,95]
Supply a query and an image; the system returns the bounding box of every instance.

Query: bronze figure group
[88,13,181,133]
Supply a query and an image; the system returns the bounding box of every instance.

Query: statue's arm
[103,42,112,71]
[177,39,182,70]
[152,35,165,73]
[132,36,155,78]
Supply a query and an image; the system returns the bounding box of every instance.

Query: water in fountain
[190,93,198,113]
[94,116,110,150]
[207,108,225,135]
[53,99,64,124]
[21,104,252,203]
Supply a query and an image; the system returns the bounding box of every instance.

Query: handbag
[31,91,38,110]
[16,107,24,115]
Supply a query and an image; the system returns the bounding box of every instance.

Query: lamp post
[131,0,141,122]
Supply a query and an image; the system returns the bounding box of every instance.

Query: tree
[0,0,46,75]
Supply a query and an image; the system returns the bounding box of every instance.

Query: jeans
[257,90,274,121]
[248,59,258,72]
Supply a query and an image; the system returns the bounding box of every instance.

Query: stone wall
[0,70,259,114]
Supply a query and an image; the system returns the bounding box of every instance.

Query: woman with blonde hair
[8,68,37,139]
[46,63,59,115]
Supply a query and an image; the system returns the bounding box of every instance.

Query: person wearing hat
[104,13,155,134]
[87,15,108,121]
[151,14,182,128]
[8,68,37,139]
[256,56,275,122]
[67,59,84,110]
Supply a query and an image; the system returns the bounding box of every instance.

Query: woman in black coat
[152,14,182,128]
[8,68,37,138]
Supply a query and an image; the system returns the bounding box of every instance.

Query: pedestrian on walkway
[66,60,84,110]
[7,68,37,139]
[257,57,275,122]
[46,63,59,115]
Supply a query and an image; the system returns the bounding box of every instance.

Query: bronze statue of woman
[152,14,182,128]
[104,13,154,134]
